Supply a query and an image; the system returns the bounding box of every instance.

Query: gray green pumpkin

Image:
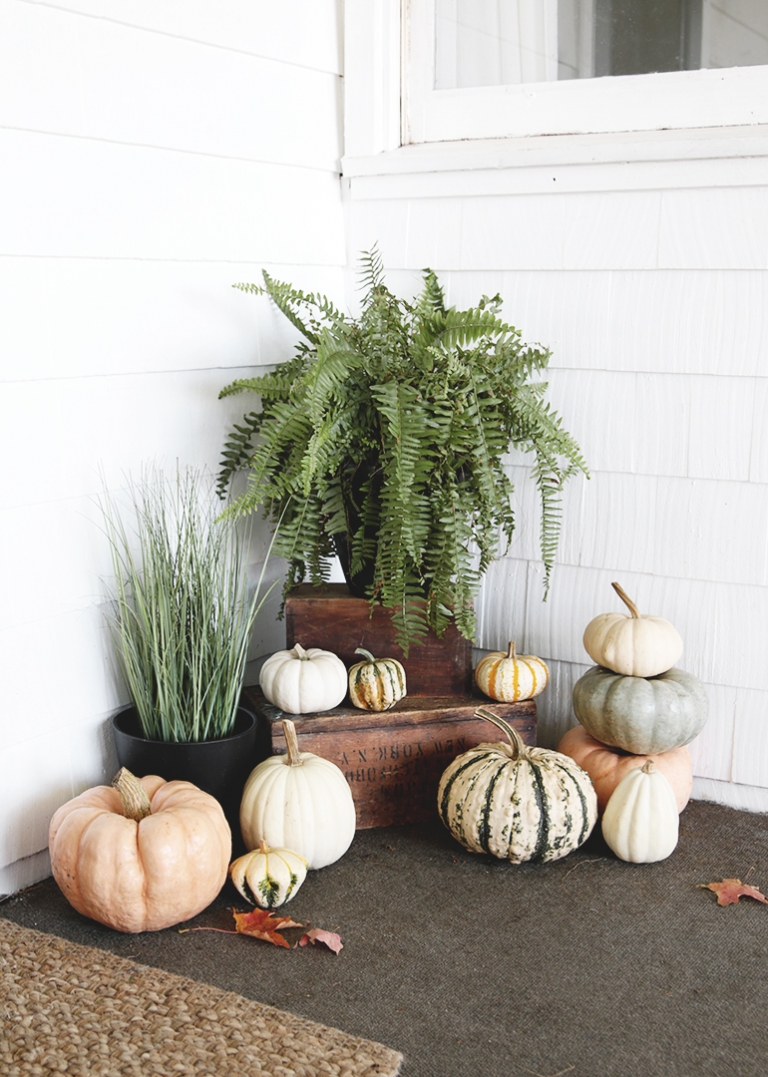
[572,665,708,755]
[437,708,598,863]
[348,648,407,712]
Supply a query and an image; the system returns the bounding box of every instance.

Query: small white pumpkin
[259,643,347,714]
[229,840,308,909]
[240,719,356,870]
[583,582,683,678]
[601,760,679,864]
[475,641,549,703]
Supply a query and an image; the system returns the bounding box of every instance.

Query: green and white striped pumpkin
[229,840,308,909]
[348,648,407,712]
[438,708,598,863]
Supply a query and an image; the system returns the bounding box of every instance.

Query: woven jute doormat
[0,918,402,1076]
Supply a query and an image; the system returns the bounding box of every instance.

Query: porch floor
[3,799,767,1076]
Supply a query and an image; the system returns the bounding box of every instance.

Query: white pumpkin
[229,840,308,909]
[259,643,347,714]
[240,719,356,869]
[583,582,683,678]
[601,760,679,863]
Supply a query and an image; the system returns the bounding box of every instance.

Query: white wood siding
[346,139,768,811]
[0,0,345,894]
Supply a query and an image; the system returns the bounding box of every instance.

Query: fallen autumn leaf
[233,907,304,948]
[700,878,768,907]
[298,928,344,955]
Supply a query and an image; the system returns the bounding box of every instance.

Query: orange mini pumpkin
[557,724,692,815]
[48,768,231,933]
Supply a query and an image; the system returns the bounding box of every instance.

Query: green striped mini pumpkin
[348,648,407,712]
[438,708,598,863]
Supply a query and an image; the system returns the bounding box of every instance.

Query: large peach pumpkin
[49,768,231,933]
[556,724,692,815]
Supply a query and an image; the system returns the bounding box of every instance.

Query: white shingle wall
[348,163,768,809]
[0,0,345,893]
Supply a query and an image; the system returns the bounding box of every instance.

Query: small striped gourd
[229,840,308,909]
[438,708,598,863]
[475,642,549,703]
[348,648,407,712]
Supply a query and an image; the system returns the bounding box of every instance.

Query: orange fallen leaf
[701,878,768,907]
[298,928,343,955]
[233,907,304,948]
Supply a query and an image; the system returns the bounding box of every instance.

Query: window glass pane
[434,0,768,87]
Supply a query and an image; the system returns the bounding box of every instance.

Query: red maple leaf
[701,878,768,907]
[233,908,304,948]
[297,928,344,955]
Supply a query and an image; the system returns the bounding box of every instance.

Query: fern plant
[218,251,588,655]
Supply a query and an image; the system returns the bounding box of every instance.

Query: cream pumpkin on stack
[558,582,708,854]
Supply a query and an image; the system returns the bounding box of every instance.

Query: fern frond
[219,251,588,651]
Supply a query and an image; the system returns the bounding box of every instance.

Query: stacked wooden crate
[242,584,536,829]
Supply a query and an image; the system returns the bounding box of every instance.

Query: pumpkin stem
[641,760,656,774]
[293,643,309,660]
[354,647,376,663]
[282,719,303,767]
[112,767,152,821]
[475,707,527,760]
[612,581,640,619]
[506,642,517,661]
[259,839,270,854]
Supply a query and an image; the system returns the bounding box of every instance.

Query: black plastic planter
[112,705,261,844]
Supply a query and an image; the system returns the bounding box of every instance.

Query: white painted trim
[343,0,402,159]
[344,125,768,196]
[0,849,51,898]
[406,0,768,142]
[692,778,768,815]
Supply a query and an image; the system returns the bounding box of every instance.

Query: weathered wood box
[241,687,537,829]
[285,584,473,696]
[245,584,537,829]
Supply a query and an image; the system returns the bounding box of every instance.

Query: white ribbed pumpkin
[240,719,356,869]
[475,641,549,703]
[438,708,598,863]
[583,582,683,678]
[601,760,679,863]
[229,840,308,909]
[259,643,347,714]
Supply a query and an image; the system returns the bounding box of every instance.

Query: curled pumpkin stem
[611,581,640,618]
[474,707,526,760]
[112,767,152,821]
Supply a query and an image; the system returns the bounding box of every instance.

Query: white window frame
[342,0,768,181]
[405,0,768,143]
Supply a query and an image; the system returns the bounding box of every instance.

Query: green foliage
[100,467,275,742]
[218,253,588,655]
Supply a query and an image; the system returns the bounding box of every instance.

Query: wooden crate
[241,686,536,829]
[285,584,473,696]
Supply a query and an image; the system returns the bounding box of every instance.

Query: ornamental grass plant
[101,466,273,742]
[217,250,588,655]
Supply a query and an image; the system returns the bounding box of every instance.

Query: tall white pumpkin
[601,760,679,863]
[240,719,356,869]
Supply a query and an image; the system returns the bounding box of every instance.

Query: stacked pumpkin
[558,582,708,863]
